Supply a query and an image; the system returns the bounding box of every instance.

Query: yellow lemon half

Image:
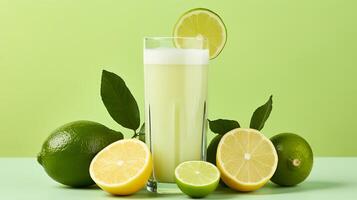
[89,139,152,195]
[216,128,278,192]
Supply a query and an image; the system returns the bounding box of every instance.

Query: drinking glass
[144,37,209,193]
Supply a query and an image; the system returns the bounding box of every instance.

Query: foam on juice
[144,48,209,65]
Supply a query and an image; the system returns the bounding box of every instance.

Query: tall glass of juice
[144,37,209,193]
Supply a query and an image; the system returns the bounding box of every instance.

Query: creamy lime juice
[144,48,209,183]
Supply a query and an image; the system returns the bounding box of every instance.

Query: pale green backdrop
[0,0,356,156]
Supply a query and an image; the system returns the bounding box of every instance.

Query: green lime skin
[206,134,223,165]
[176,177,219,198]
[37,120,123,187]
[270,133,313,186]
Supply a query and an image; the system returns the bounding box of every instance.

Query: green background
[0,0,356,157]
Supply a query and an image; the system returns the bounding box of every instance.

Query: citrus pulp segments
[175,161,220,197]
[89,139,152,195]
[173,8,227,59]
[216,128,278,191]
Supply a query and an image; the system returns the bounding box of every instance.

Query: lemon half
[89,139,152,195]
[216,128,278,192]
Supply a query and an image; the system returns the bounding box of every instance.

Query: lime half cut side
[175,161,220,198]
[173,8,227,59]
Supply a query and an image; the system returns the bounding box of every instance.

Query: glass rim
[144,36,208,42]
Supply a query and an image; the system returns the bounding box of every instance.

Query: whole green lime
[206,134,222,165]
[37,120,123,187]
[270,133,313,186]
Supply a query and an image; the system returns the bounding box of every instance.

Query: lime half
[173,8,227,59]
[175,161,220,198]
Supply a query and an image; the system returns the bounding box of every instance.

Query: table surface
[1,157,356,199]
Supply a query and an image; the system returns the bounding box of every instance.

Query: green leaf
[101,70,140,130]
[208,119,240,135]
[250,95,273,131]
[138,123,145,142]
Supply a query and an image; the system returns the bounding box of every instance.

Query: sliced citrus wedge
[173,8,227,59]
[175,161,220,198]
[216,128,278,192]
[89,139,152,195]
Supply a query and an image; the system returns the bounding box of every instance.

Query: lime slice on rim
[175,161,220,198]
[173,8,227,59]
